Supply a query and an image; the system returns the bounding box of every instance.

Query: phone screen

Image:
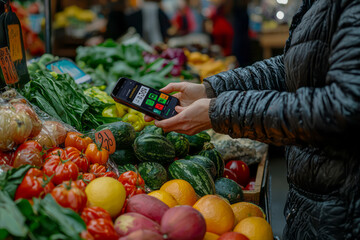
[111,78,179,120]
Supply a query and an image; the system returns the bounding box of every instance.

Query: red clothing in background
[210,8,234,56]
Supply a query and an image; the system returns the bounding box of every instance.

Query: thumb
[175,105,185,113]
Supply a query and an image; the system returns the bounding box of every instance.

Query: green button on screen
[146,99,155,106]
[149,93,158,101]
[158,98,167,104]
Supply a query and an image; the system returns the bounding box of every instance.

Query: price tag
[7,24,23,62]
[0,46,19,85]
[95,129,116,154]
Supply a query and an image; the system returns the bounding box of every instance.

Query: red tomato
[102,171,117,179]
[65,132,93,152]
[80,231,94,240]
[86,218,119,240]
[13,140,43,168]
[225,160,250,187]
[14,168,54,200]
[118,171,145,197]
[244,181,256,191]
[65,147,89,172]
[218,232,249,240]
[223,168,238,182]
[81,206,112,225]
[81,172,97,182]
[85,143,109,165]
[0,151,14,166]
[75,172,96,190]
[43,147,66,161]
[51,181,87,212]
[43,157,79,185]
[89,163,106,177]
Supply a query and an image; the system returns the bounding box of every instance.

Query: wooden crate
[242,151,268,205]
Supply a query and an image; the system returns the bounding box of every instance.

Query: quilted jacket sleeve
[209,0,360,148]
[203,55,287,98]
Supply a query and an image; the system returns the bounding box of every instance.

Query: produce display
[0,36,273,239]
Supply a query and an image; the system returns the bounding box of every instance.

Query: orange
[231,202,265,225]
[233,217,273,240]
[203,232,220,240]
[148,190,178,207]
[160,179,198,206]
[193,195,235,235]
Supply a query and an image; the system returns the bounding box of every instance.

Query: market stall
[0,1,275,240]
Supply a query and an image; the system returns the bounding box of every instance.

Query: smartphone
[111,77,179,120]
[46,58,91,84]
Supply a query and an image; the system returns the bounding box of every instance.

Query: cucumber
[168,159,215,197]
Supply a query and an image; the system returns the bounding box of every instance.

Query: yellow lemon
[85,177,126,217]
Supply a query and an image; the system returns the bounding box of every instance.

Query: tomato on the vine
[65,132,93,152]
[42,157,79,185]
[13,140,43,168]
[118,171,145,197]
[0,151,14,166]
[89,163,106,177]
[80,231,94,240]
[51,181,87,213]
[81,206,112,225]
[81,172,97,182]
[102,171,117,179]
[86,218,118,240]
[85,143,109,165]
[65,146,89,172]
[14,168,54,200]
[43,147,66,161]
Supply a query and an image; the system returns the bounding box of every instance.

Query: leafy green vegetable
[76,39,181,92]
[0,191,86,240]
[19,71,118,131]
[0,165,32,199]
[0,191,28,238]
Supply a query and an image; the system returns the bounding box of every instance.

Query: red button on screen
[155,103,164,110]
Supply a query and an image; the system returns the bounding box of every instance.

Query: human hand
[144,82,207,122]
[154,98,212,135]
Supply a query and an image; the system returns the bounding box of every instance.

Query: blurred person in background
[126,0,171,44]
[230,0,250,67]
[105,0,128,41]
[205,0,234,56]
[171,0,197,36]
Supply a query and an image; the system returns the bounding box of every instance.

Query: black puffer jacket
[203,0,360,239]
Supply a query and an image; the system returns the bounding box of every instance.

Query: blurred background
[13,0,301,66]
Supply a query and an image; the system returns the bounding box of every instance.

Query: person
[206,0,234,56]
[105,1,128,41]
[145,0,360,238]
[126,0,171,45]
[171,0,197,36]
[230,0,250,67]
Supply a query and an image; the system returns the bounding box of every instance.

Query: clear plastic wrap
[0,88,120,176]
[0,88,75,152]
